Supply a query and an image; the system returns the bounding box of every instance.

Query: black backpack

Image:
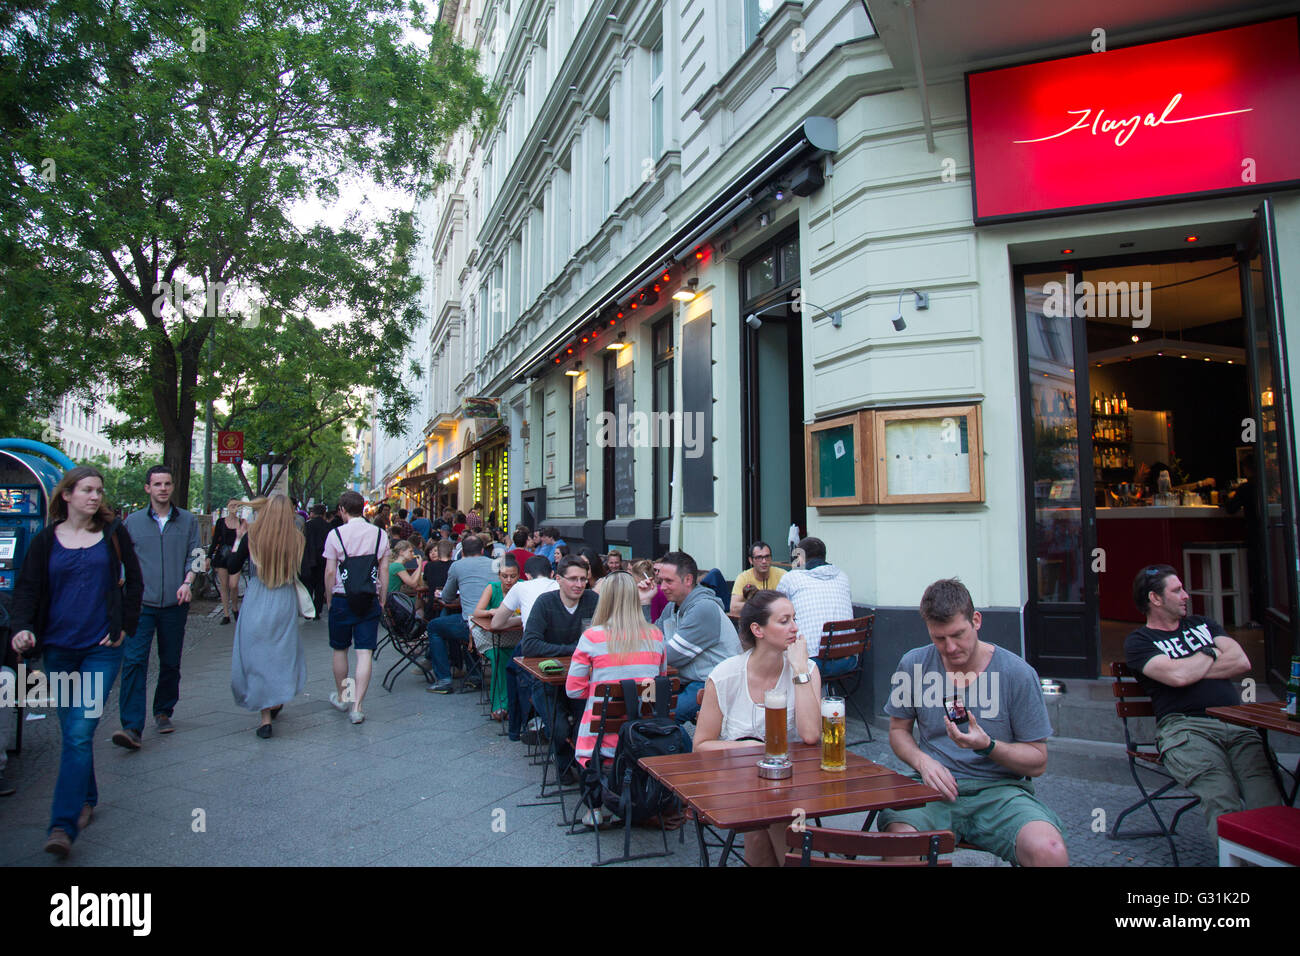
[586,676,691,823]
[335,526,383,615]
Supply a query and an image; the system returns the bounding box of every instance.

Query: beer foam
[763,689,787,709]
[821,698,843,718]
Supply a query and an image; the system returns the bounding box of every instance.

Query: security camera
[891,314,907,332]
[745,314,763,330]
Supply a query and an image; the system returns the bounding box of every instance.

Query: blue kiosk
[0,439,73,756]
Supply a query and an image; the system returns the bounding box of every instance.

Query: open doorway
[740,229,806,564]
[1017,213,1299,686]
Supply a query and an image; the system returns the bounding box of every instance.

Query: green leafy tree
[2,0,496,503]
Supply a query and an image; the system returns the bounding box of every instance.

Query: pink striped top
[565,625,667,766]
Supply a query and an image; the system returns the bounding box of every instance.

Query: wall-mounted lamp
[565,361,583,377]
[605,331,628,351]
[891,288,929,332]
[672,278,699,302]
[746,297,843,329]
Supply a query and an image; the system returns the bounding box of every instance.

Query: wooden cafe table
[640,741,944,866]
[1206,701,1300,805]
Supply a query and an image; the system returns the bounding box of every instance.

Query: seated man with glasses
[518,555,599,783]
[729,540,786,616]
[1125,564,1281,845]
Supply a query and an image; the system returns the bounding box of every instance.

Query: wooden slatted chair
[819,615,874,744]
[784,824,955,866]
[1108,661,1200,866]
[570,676,681,866]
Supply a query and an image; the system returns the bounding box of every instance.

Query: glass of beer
[821,696,846,771]
[763,688,788,760]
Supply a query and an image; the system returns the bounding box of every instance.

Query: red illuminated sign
[967,18,1300,223]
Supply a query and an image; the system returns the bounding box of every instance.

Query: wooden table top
[640,741,943,831]
[1208,702,1300,737]
[518,655,572,685]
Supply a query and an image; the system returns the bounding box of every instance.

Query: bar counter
[1096,505,1245,622]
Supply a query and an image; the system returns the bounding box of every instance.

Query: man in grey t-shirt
[879,579,1068,866]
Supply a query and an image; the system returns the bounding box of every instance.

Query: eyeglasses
[562,574,587,584]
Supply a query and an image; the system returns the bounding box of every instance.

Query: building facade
[385,0,1300,718]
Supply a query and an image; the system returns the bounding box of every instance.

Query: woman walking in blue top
[9,466,143,859]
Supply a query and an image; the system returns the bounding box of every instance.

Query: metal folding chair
[1108,661,1201,866]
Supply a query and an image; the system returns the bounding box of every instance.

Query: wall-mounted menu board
[804,412,874,506]
[873,404,983,504]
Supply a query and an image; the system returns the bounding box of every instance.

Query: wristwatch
[974,737,996,757]
[792,672,811,685]
[1199,644,1219,660]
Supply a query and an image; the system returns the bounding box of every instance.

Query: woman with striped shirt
[565,572,667,772]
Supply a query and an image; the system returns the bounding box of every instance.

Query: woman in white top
[694,589,821,866]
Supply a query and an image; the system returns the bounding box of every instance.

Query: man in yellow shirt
[729,541,787,615]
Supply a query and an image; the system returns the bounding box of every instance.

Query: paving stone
[0,602,1226,866]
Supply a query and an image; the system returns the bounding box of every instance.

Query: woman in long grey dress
[224,494,307,738]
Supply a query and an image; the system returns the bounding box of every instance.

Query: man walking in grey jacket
[114,466,200,749]
[656,551,741,724]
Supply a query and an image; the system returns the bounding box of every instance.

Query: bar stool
[1182,542,1249,627]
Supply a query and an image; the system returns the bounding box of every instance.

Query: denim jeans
[674,680,706,724]
[816,654,859,681]
[426,614,471,682]
[531,681,579,775]
[119,604,188,733]
[507,649,534,739]
[44,643,123,839]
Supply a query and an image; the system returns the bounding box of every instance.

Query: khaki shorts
[877,776,1064,864]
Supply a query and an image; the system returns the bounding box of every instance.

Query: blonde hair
[629,559,654,584]
[592,572,660,656]
[246,494,304,590]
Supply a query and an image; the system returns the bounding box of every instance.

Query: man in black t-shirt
[1124,564,1281,844]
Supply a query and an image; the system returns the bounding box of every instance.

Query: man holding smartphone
[879,578,1068,866]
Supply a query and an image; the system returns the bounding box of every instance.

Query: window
[650,36,664,159]
[744,0,778,47]
[652,317,674,519]
[742,234,799,301]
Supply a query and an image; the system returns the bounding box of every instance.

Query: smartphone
[944,695,969,727]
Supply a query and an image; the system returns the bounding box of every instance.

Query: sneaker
[328,692,349,712]
[0,774,14,797]
[426,680,454,695]
[78,803,93,830]
[44,828,71,858]
[349,710,365,725]
[580,807,608,827]
[111,728,142,750]
[155,715,175,734]
[462,678,482,692]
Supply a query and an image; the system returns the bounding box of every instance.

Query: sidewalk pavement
[1,603,1222,866]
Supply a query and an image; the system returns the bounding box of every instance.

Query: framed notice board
[873,404,983,504]
[804,412,874,506]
